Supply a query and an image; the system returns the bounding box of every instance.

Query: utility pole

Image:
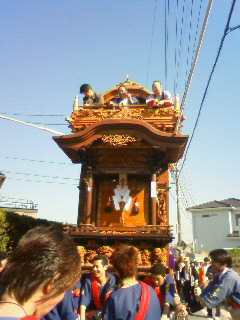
[175,164,182,246]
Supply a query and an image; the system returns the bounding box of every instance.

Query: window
[235,214,240,226]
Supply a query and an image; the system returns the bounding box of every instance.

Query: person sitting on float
[146,80,173,107]
[79,84,104,106]
[0,226,81,320]
[109,83,139,106]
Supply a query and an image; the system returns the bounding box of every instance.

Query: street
[188,308,231,320]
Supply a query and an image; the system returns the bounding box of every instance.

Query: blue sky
[0,0,240,244]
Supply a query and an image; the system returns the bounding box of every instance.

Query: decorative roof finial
[125,75,131,84]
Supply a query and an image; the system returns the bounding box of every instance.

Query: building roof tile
[188,198,240,210]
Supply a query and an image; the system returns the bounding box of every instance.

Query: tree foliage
[0,210,62,252]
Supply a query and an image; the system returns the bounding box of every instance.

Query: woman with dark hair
[0,226,81,320]
[102,245,161,320]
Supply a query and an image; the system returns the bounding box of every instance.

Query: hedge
[0,210,63,251]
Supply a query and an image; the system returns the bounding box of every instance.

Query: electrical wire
[179,0,239,174]
[175,0,185,94]
[174,0,213,134]
[0,114,64,135]
[5,177,78,186]
[146,0,158,88]
[0,155,74,165]
[164,0,170,88]
[1,170,79,181]
[190,0,204,76]
[0,112,66,117]
[173,0,179,94]
[185,0,194,87]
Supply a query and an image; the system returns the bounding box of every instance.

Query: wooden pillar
[151,173,157,225]
[85,166,93,224]
[77,164,87,224]
[91,175,97,226]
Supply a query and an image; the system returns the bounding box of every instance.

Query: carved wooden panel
[96,176,149,227]
[78,245,168,267]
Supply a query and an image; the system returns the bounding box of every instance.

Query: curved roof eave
[53,119,188,163]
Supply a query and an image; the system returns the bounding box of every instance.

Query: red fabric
[143,276,164,307]
[198,266,205,285]
[227,297,240,309]
[134,281,150,320]
[20,317,39,320]
[91,272,103,310]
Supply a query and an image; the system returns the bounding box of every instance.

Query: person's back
[102,281,161,320]
[41,290,78,320]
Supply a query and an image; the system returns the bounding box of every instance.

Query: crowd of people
[0,228,239,320]
[79,81,173,107]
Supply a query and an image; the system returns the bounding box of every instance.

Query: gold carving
[152,247,167,265]
[84,250,97,265]
[67,106,183,133]
[76,244,168,268]
[157,190,167,225]
[141,249,151,266]
[97,246,114,259]
[102,134,137,146]
[77,246,86,266]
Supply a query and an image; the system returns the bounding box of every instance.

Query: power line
[174,0,213,133]
[0,155,74,165]
[2,170,79,181]
[0,114,64,135]
[146,0,158,88]
[0,112,66,117]
[5,177,78,186]
[179,0,239,174]
[185,0,194,87]
[170,189,192,224]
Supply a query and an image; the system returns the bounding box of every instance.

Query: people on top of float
[79,84,104,105]
[109,83,139,106]
[102,245,161,320]
[146,81,173,107]
[79,254,116,320]
[0,226,81,320]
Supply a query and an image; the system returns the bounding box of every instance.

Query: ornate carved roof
[53,118,188,164]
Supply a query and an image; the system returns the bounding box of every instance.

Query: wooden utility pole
[175,164,182,245]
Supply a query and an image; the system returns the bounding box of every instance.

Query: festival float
[53,78,188,271]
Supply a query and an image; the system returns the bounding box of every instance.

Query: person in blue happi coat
[195,249,240,320]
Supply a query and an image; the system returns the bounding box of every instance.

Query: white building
[188,198,240,251]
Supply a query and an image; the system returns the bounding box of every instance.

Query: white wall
[192,208,240,251]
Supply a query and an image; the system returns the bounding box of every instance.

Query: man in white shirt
[146,81,172,107]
